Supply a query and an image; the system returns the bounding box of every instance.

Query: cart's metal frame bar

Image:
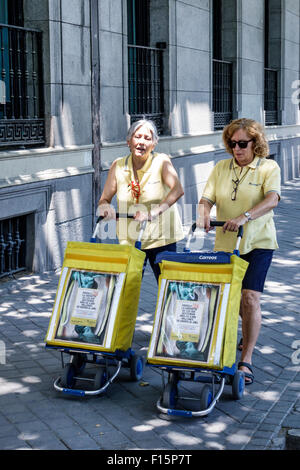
[157,377,226,417]
[53,361,122,396]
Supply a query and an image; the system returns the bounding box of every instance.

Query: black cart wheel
[200,384,213,410]
[162,382,178,409]
[94,368,108,391]
[60,363,76,388]
[130,355,144,382]
[169,371,179,385]
[71,353,86,373]
[232,370,245,400]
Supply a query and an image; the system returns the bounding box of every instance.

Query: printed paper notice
[170,300,205,342]
[70,288,103,327]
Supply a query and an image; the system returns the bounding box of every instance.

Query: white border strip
[104,272,126,349]
[214,283,230,365]
[45,267,69,341]
[148,279,167,358]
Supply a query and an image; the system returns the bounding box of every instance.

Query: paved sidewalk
[0,179,299,451]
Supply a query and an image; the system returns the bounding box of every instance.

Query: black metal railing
[0,23,45,148]
[128,44,164,133]
[213,59,233,130]
[264,67,278,126]
[0,215,27,278]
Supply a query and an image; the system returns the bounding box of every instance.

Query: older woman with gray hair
[97,119,184,281]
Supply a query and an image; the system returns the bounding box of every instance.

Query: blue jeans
[142,242,177,283]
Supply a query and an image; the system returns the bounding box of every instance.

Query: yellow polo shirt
[115,152,184,250]
[201,156,281,254]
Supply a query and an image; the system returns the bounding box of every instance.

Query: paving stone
[15,419,50,434]
[58,434,100,450]
[252,429,274,439]
[22,430,68,450]
[282,413,300,428]
[91,429,134,448]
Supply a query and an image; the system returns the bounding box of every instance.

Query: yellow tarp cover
[45,241,145,353]
[147,255,248,370]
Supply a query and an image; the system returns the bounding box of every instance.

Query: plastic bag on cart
[155,281,220,361]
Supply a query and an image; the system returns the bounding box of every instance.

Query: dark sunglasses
[229,139,253,149]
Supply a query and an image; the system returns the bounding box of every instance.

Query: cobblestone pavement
[0,179,299,451]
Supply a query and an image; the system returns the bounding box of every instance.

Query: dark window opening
[7,0,24,26]
[127,0,149,47]
[127,0,164,134]
[212,0,233,130]
[264,0,278,126]
[213,0,222,60]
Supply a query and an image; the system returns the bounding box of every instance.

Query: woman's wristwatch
[244,211,252,221]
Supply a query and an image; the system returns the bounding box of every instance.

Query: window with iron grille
[127,0,164,134]
[0,0,45,149]
[0,215,27,278]
[212,0,233,131]
[264,0,278,126]
[264,68,278,126]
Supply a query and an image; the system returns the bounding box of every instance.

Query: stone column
[98,0,128,143]
[235,0,265,122]
[169,0,212,136]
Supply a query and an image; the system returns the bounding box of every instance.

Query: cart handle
[95,212,138,224]
[91,212,147,249]
[191,220,243,239]
[185,220,243,255]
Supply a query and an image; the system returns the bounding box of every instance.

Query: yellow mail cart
[147,222,248,417]
[45,215,146,396]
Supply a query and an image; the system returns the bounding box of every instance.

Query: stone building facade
[0,0,299,275]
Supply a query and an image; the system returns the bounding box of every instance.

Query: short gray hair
[126,119,159,145]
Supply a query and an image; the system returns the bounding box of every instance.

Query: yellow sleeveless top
[115,152,184,250]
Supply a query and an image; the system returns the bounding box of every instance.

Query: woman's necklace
[128,158,142,203]
[128,179,141,203]
[231,165,250,201]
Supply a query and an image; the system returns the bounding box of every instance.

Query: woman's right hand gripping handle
[96,202,116,222]
[91,204,116,242]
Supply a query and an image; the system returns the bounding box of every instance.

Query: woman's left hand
[134,203,167,222]
[134,211,150,223]
[223,214,248,232]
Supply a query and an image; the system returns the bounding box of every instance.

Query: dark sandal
[238,361,254,385]
[237,337,243,351]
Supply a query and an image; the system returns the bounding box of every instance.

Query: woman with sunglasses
[198,118,281,385]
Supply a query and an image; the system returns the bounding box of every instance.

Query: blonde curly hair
[222,118,269,158]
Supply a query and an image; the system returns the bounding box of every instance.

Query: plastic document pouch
[147,255,248,370]
[45,241,145,353]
